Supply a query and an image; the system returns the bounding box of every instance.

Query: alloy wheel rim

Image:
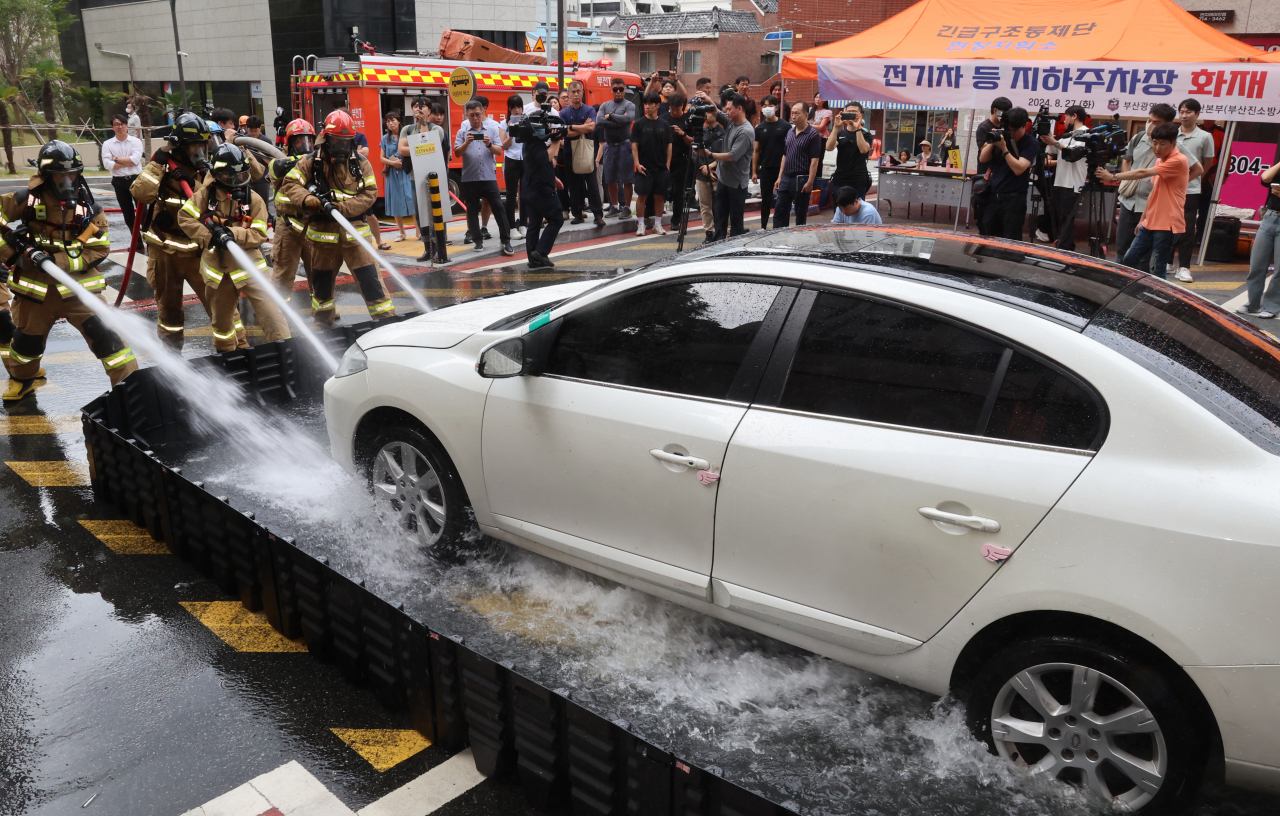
[990,662,1168,809]
[371,441,447,547]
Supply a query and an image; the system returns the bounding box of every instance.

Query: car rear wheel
[966,635,1205,813]
[365,424,472,552]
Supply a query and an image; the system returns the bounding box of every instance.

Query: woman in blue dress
[379,110,419,242]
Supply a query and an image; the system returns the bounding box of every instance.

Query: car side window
[986,352,1104,450]
[546,280,781,400]
[780,292,1005,434]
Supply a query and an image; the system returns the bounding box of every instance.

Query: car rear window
[1085,279,1280,455]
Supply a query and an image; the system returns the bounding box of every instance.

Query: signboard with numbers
[815,59,1280,123]
[1219,141,1276,217]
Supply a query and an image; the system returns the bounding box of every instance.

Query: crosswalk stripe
[6,460,90,486]
[79,519,169,554]
[0,415,80,434]
[357,749,485,816]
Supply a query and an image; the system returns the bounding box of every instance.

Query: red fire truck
[291,54,645,201]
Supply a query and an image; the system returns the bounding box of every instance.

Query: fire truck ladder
[291,54,317,119]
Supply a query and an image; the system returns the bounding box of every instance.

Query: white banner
[816,59,1280,122]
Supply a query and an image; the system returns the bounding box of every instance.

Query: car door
[712,288,1105,648]
[482,276,795,598]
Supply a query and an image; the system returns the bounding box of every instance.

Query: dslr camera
[685,98,718,151]
[510,106,565,145]
[1031,104,1054,138]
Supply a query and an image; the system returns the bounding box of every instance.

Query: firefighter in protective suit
[178,143,291,352]
[131,112,245,349]
[279,110,394,326]
[0,276,15,373]
[0,141,138,401]
[268,119,316,297]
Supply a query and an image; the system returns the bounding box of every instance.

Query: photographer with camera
[977,107,1040,241]
[689,92,727,243]
[972,97,1012,236]
[826,102,872,202]
[1096,122,1187,280]
[699,93,753,241]
[512,105,567,269]
[453,99,514,256]
[1039,105,1089,251]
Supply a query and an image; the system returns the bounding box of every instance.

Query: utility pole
[557,0,565,93]
[169,0,187,109]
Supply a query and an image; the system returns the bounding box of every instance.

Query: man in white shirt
[1040,105,1089,252]
[125,103,142,139]
[101,112,144,247]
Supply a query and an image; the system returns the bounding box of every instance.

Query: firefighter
[0,275,15,374]
[178,143,291,352]
[130,111,243,349]
[279,110,394,327]
[268,119,317,297]
[0,141,137,401]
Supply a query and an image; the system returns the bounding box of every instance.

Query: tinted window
[1086,279,1280,454]
[781,292,1004,434]
[987,353,1104,450]
[547,280,781,399]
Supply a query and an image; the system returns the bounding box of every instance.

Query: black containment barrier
[80,318,799,816]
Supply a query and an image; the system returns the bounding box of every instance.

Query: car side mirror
[477,337,526,378]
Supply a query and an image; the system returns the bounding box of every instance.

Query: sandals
[378,242,392,251]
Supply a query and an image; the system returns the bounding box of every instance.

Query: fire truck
[291,53,646,202]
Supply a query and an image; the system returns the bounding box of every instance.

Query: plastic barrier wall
[80,321,799,816]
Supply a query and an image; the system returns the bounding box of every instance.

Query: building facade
[59,0,537,123]
[606,4,774,90]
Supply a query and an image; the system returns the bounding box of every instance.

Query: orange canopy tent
[785,0,1280,79]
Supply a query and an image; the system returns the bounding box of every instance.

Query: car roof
[668,225,1145,330]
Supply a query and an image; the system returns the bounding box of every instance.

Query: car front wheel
[364,424,472,552]
[966,635,1205,813]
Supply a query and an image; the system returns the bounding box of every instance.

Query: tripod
[1080,176,1112,260]
[675,146,701,253]
[1028,141,1058,244]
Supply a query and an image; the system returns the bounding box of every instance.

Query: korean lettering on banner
[938,21,1097,54]
[823,59,1280,123]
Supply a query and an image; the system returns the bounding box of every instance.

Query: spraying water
[328,208,432,313]
[221,239,339,371]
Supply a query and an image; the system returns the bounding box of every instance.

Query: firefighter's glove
[208,223,235,250]
[4,224,33,254]
[0,264,10,285]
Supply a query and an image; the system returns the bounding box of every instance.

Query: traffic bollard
[428,172,450,264]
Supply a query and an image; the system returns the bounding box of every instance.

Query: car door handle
[650,449,710,470]
[918,507,1001,533]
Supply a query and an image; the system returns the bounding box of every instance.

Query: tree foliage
[0,84,21,173]
[0,0,62,89]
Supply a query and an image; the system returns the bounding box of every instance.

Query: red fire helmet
[322,110,356,138]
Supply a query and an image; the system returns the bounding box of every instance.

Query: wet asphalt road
[2,209,1279,815]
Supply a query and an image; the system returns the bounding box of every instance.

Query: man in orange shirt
[1097,122,1187,279]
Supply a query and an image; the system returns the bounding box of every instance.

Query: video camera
[685,98,718,151]
[1058,115,1127,178]
[509,105,566,145]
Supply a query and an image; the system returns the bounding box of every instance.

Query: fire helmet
[285,118,316,155]
[210,143,251,189]
[171,112,213,168]
[36,140,83,203]
[321,110,357,161]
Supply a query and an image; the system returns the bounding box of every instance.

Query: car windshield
[1086,278,1280,455]
[678,226,1142,329]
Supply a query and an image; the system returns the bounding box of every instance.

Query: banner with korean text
[816,59,1280,122]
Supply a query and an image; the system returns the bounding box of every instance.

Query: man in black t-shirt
[522,130,565,268]
[753,95,787,229]
[826,102,872,202]
[977,106,1039,242]
[659,93,693,228]
[973,96,1012,236]
[631,92,673,235]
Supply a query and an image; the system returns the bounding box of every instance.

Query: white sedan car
[325,226,1280,811]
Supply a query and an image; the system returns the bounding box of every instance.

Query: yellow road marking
[7,460,90,486]
[79,519,169,554]
[41,351,98,365]
[180,601,308,652]
[553,260,637,268]
[462,591,574,645]
[330,728,432,772]
[184,325,265,337]
[1190,263,1249,272]
[1182,281,1244,290]
[0,415,80,434]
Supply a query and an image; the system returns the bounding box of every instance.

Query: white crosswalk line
[357,749,486,816]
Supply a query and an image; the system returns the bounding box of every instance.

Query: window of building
[682,50,701,74]
[639,51,656,74]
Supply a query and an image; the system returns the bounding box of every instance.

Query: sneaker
[462,230,474,244]
[482,228,492,240]
[636,223,646,237]
[653,222,667,236]
[1174,267,1194,282]
[528,251,555,269]
[1034,229,1050,242]
[620,207,632,219]
[1237,305,1277,319]
[501,242,515,256]
[472,241,484,252]
[515,225,526,238]
[604,206,620,217]
[570,215,585,224]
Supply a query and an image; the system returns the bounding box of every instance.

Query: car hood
[356,281,601,349]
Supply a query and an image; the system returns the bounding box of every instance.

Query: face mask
[187,144,209,169]
[762,107,776,119]
[51,172,77,204]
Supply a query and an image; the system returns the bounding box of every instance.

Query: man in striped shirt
[772,103,824,228]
